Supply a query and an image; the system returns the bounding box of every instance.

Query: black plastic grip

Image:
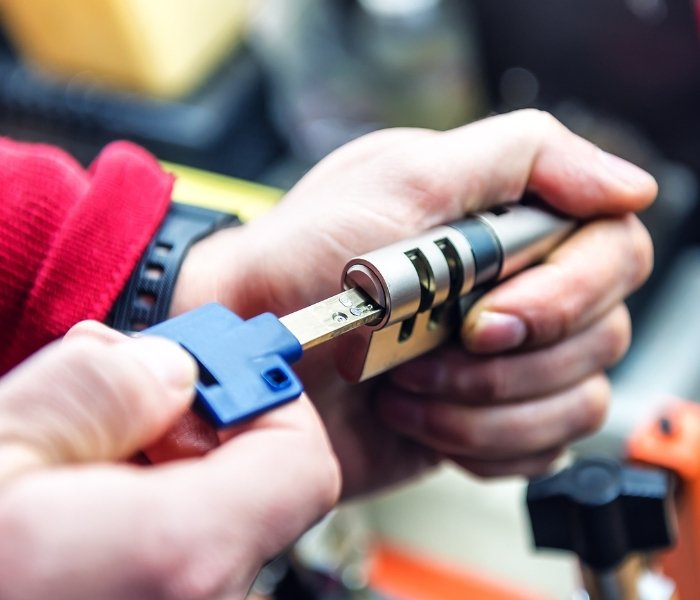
[448,218,503,285]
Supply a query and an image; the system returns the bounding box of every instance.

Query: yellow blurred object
[0,0,250,97]
[162,160,283,222]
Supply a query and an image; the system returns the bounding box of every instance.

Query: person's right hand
[0,321,340,600]
[168,110,655,497]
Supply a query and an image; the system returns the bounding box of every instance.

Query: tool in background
[527,456,677,600]
[145,200,574,428]
[628,401,700,599]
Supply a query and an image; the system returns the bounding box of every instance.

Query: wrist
[169,218,275,318]
[109,203,238,330]
[171,207,343,321]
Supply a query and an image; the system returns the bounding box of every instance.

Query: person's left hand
[168,110,656,497]
[0,322,339,599]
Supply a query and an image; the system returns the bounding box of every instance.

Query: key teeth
[279,288,384,350]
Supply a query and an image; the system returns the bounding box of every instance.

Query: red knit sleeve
[0,138,174,374]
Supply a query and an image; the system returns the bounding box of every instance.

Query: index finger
[402,109,657,221]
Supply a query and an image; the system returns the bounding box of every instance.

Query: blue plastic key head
[144,303,304,428]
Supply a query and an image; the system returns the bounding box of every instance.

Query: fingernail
[598,150,656,189]
[466,311,527,353]
[120,337,197,391]
[379,397,424,434]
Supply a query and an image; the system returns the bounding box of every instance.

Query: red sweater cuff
[0,139,174,374]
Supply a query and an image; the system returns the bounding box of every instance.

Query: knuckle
[64,319,124,343]
[553,295,582,340]
[519,451,565,479]
[57,335,104,369]
[500,411,543,446]
[577,375,611,434]
[555,262,598,335]
[523,451,564,478]
[459,423,488,452]
[600,307,632,367]
[455,360,506,405]
[344,127,430,155]
[528,263,583,343]
[455,459,494,480]
[515,108,563,133]
[626,215,655,290]
[428,410,491,453]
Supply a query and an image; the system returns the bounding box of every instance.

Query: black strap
[109,202,239,331]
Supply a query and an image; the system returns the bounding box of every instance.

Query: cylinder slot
[404,248,435,313]
[434,237,463,301]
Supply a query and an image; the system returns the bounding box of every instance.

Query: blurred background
[1,1,699,597]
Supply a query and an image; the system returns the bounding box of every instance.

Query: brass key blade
[279,288,383,350]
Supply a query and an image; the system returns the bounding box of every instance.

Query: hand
[0,322,339,600]
[173,109,656,496]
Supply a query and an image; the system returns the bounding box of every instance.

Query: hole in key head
[262,367,291,391]
[196,360,219,388]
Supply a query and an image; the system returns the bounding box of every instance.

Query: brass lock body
[339,202,575,382]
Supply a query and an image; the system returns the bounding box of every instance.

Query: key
[144,288,384,428]
[278,287,383,350]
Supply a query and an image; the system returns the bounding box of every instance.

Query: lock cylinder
[342,201,574,330]
[342,224,475,329]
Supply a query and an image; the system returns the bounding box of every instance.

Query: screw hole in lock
[262,367,291,391]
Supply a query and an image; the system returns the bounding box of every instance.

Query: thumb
[0,328,196,484]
